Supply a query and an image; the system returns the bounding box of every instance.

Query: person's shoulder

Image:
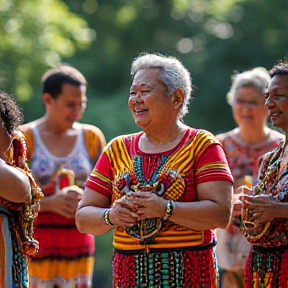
[267,128,285,141]
[79,123,107,161]
[19,121,39,159]
[196,128,217,141]
[187,128,220,148]
[110,132,140,143]
[0,162,30,202]
[81,123,105,138]
[19,120,38,133]
[260,144,282,166]
[1,163,26,180]
[263,135,283,157]
[81,123,103,134]
[215,128,236,142]
[104,132,140,150]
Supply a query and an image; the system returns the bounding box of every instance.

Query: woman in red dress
[76,53,234,288]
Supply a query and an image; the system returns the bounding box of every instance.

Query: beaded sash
[243,147,281,243]
[124,155,168,244]
[2,131,43,256]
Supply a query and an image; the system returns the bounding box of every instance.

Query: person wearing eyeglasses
[240,60,288,288]
[20,66,106,288]
[215,67,284,288]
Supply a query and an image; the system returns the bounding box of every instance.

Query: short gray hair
[227,67,271,105]
[131,53,192,119]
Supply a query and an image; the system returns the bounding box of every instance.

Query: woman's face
[265,74,288,133]
[0,119,12,156]
[128,68,176,130]
[232,86,268,130]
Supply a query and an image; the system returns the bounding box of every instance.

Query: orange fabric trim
[84,129,99,163]
[83,124,106,164]
[113,226,204,251]
[21,128,35,160]
[28,257,94,279]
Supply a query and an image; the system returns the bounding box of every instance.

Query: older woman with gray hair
[76,53,234,288]
[215,67,284,288]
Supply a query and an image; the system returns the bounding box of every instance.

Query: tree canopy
[63,0,288,140]
[0,0,93,118]
[1,0,288,141]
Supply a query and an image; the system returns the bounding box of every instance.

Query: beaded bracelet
[103,209,114,228]
[163,200,175,221]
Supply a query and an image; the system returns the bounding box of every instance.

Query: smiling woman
[76,53,234,288]
[128,68,180,145]
[215,67,284,288]
[265,71,288,130]
[238,60,288,288]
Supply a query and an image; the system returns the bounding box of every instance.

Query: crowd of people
[1,52,288,288]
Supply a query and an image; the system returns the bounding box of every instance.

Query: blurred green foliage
[0,0,93,116]
[66,0,288,142]
[1,0,288,286]
[2,0,288,141]
[2,0,285,141]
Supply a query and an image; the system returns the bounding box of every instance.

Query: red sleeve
[85,152,113,197]
[195,143,234,185]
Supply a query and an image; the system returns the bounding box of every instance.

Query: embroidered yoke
[86,128,234,288]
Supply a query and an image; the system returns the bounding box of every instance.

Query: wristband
[163,200,175,221]
[103,209,114,228]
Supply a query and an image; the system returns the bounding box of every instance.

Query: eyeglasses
[234,98,264,108]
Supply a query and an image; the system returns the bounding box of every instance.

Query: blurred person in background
[0,91,42,288]
[215,67,284,288]
[20,66,106,288]
[76,53,234,288]
[240,60,288,288]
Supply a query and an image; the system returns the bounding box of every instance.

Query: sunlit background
[1,0,288,286]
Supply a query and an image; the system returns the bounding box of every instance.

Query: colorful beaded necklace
[254,144,285,198]
[133,154,169,187]
[245,144,284,241]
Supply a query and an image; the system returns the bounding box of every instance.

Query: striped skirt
[28,219,95,288]
[112,246,218,288]
[245,245,288,288]
[0,206,28,288]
